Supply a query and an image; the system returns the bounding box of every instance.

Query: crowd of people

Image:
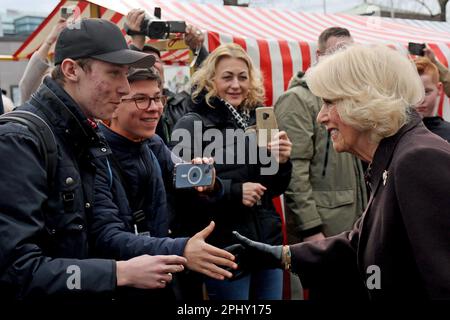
[0,9,449,303]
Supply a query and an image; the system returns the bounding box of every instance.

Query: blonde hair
[191,43,265,109]
[306,44,424,143]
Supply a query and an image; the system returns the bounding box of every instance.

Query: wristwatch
[281,245,291,271]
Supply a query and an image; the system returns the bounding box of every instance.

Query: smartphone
[173,163,214,189]
[408,42,425,56]
[60,7,74,19]
[256,107,279,147]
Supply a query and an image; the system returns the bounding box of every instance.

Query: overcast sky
[0,0,444,16]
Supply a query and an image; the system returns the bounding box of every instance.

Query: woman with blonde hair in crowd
[171,43,292,300]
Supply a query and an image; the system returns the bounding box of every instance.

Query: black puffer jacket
[0,77,115,300]
[170,95,292,248]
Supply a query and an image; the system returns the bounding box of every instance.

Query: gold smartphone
[255,107,278,147]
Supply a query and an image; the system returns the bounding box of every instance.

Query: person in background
[171,43,292,300]
[273,27,367,299]
[126,9,208,144]
[424,45,450,98]
[19,18,67,103]
[413,57,450,142]
[234,44,450,300]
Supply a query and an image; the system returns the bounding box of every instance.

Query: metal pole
[323,0,327,14]
[390,0,395,18]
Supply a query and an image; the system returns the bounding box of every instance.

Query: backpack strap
[108,154,148,233]
[0,110,57,187]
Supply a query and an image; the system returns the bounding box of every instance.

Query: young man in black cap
[0,18,236,301]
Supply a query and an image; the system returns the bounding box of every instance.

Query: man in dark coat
[0,18,235,301]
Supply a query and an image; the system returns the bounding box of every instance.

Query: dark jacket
[423,116,450,142]
[290,111,450,300]
[171,95,292,248]
[99,124,170,238]
[0,77,115,300]
[156,46,209,145]
[156,89,194,144]
[89,128,188,261]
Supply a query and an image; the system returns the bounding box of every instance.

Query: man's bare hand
[116,254,186,289]
[184,221,237,280]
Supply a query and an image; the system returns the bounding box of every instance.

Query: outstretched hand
[184,221,238,280]
[232,231,283,270]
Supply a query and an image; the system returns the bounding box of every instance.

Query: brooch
[382,170,388,186]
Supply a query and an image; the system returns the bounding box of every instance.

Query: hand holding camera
[60,6,74,19]
[173,157,215,191]
[408,42,426,57]
[125,8,186,40]
[185,25,204,51]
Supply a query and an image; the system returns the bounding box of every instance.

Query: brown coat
[290,112,450,300]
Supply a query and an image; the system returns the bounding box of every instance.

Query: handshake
[225,231,292,279]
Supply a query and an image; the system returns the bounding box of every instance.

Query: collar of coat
[99,122,146,155]
[367,109,423,194]
[31,77,103,153]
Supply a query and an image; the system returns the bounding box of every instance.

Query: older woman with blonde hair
[234,44,450,300]
[171,43,292,300]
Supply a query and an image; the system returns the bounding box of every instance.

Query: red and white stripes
[14,0,450,119]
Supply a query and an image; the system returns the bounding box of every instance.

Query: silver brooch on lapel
[382,170,388,186]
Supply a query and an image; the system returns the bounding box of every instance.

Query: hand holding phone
[256,107,279,147]
[60,7,74,19]
[173,163,214,189]
[408,42,425,56]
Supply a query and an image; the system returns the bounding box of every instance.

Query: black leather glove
[222,244,248,280]
[232,231,283,270]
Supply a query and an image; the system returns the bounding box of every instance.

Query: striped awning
[13,0,450,119]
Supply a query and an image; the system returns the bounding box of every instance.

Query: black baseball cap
[54,18,155,68]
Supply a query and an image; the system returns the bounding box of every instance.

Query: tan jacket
[274,72,367,242]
